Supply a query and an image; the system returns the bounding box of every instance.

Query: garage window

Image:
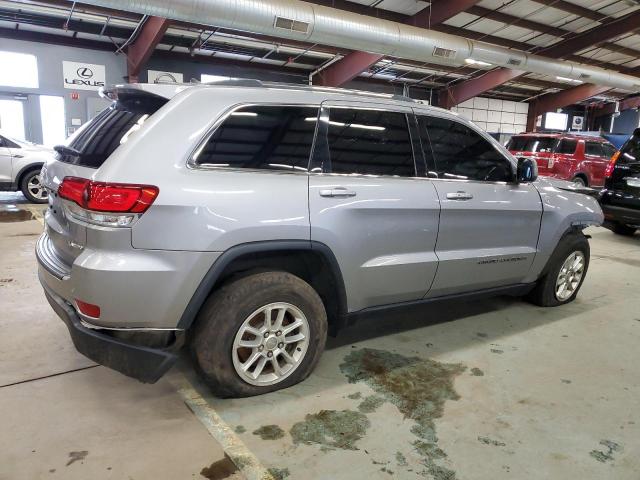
[324,108,415,177]
[194,105,318,172]
[419,116,514,182]
[0,51,38,88]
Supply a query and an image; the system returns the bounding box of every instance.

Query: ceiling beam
[593,95,640,117]
[126,16,171,82]
[438,9,640,108]
[526,83,611,130]
[315,0,481,87]
[530,0,607,22]
[468,5,640,59]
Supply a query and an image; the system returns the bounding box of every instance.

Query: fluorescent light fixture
[556,76,582,83]
[230,112,257,117]
[465,58,492,67]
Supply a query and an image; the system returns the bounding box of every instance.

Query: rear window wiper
[54,145,82,156]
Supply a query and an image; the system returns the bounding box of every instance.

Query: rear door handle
[446,191,473,200]
[319,187,356,198]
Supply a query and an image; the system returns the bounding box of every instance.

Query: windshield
[56,93,167,168]
[507,136,558,153]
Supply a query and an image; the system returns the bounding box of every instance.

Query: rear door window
[555,139,577,155]
[323,107,416,177]
[194,105,318,171]
[585,142,604,157]
[507,136,557,153]
[58,93,167,168]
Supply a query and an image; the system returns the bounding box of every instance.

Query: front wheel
[192,271,327,397]
[527,232,590,307]
[20,169,48,204]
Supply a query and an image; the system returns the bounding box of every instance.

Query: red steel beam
[438,9,640,109]
[526,84,611,131]
[126,16,171,82]
[593,95,640,117]
[316,0,481,87]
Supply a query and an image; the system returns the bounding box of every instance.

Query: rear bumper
[601,203,640,226]
[40,277,179,383]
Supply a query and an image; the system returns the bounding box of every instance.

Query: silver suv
[0,132,53,203]
[37,81,603,397]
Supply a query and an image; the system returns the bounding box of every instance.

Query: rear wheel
[20,169,48,204]
[527,232,590,307]
[192,271,327,397]
[612,223,637,236]
[571,175,587,187]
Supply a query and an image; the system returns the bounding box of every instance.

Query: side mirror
[517,157,538,183]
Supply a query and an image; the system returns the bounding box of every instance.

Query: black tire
[526,232,590,307]
[191,271,328,398]
[20,169,47,204]
[612,223,637,236]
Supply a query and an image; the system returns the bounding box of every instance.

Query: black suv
[600,127,640,236]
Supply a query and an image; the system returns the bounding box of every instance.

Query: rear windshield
[618,131,640,165]
[56,93,167,168]
[507,136,558,153]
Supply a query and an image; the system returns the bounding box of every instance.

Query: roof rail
[197,78,418,103]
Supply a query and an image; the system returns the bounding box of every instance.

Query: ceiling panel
[375,0,429,16]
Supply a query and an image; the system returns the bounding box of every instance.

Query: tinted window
[59,94,167,168]
[507,136,557,153]
[602,143,617,158]
[419,116,513,182]
[194,106,317,171]
[618,132,640,165]
[0,135,20,149]
[325,108,415,177]
[555,139,577,155]
[585,142,604,157]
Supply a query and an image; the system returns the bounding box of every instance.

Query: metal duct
[83,0,640,92]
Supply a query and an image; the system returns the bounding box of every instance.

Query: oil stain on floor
[290,409,371,451]
[253,425,285,440]
[339,348,466,479]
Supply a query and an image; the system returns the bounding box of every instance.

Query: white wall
[451,97,528,135]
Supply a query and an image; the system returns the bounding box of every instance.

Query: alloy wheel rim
[27,175,47,200]
[555,251,585,301]
[232,302,310,386]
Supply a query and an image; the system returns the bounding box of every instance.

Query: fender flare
[176,240,348,330]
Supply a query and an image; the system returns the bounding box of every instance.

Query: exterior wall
[451,97,529,135]
[0,38,126,143]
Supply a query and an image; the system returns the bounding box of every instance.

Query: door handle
[319,187,356,198]
[13,154,24,158]
[446,191,473,200]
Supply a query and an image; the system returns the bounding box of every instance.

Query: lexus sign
[63,61,105,91]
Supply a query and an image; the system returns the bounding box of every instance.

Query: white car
[0,132,53,203]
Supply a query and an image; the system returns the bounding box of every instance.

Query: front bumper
[40,276,180,383]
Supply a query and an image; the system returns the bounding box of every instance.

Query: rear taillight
[59,177,159,213]
[605,151,620,178]
[58,177,159,227]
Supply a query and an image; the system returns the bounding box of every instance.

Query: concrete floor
[1,191,639,480]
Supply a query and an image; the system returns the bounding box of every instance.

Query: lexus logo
[76,67,93,79]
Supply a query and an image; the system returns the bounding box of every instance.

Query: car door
[308,102,440,312]
[595,143,617,187]
[584,141,605,186]
[415,113,543,297]
[0,135,13,184]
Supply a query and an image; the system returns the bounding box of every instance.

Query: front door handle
[319,187,356,198]
[446,191,473,200]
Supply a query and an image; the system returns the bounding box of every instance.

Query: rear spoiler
[99,84,184,102]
